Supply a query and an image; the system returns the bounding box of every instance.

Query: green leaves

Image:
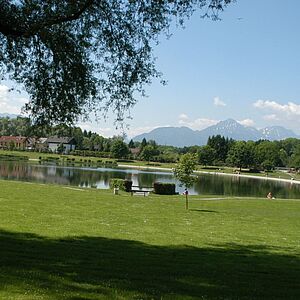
[110,139,129,159]
[0,0,232,125]
[173,153,198,188]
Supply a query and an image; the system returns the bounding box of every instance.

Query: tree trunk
[185,193,188,210]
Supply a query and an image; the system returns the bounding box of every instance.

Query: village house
[0,136,29,150]
[47,136,76,154]
[129,147,140,159]
[27,137,48,152]
[35,138,48,152]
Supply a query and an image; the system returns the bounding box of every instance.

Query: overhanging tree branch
[0,0,234,125]
[0,0,95,38]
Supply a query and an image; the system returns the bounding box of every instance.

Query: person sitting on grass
[267,192,275,199]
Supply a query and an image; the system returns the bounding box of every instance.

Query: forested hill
[133,119,299,147]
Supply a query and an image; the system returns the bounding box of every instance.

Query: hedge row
[0,154,28,161]
[70,150,111,158]
[153,182,176,195]
[109,180,176,195]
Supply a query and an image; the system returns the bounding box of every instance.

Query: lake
[0,161,299,199]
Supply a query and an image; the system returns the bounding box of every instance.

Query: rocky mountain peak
[133,119,299,147]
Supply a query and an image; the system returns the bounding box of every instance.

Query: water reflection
[194,174,300,199]
[0,161,299,199]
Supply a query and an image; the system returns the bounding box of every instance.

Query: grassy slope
[0,180,299,299]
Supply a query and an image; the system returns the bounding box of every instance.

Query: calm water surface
[1,161,300,199]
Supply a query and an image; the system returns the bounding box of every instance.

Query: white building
[47,137,76,154]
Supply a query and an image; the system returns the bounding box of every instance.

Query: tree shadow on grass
[189,209,219,213]
[0,229,299,299]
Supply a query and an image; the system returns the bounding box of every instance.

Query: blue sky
[1,0,300,137]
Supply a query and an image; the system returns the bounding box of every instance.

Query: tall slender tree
[173,153,198,210]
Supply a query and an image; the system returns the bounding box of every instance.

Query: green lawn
[0,149,114,164]
[0,180,299,299]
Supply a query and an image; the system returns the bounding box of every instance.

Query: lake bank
[118,163,300,186]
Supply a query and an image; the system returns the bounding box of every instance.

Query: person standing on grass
[183,188,189,196]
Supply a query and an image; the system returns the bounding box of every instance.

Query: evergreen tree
[128,139,135,148]
[207,135,230,163]
[141,138,147,149]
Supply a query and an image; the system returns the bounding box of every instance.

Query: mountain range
[133,119,299,147]
[0,113,20,118]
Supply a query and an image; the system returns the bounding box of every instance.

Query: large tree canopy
[0,0,233,125]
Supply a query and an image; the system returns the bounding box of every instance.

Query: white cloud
[127,126,167,138]
[238,119,255,127]
[98,128,116,137]
[263,114,280,121]
[77,122,95,132]
[0,84,27,114]
[213,96,226,107]
[17,97,29,104]
[253,99,300,134]
[254,100,300,116]
[178,114,219,130]
[77,121,117,137]
[0,85,9,93]
[178,113,189,120]
[77,120,165,138]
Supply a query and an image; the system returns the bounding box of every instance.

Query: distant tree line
[131,135,300,171]
[197,135,300,171]
[1,117,300,170]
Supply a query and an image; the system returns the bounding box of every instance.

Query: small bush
[44,156,59,161]
[109,179,132,192]
[153,182,176,195]
[109,179,125,190]
[247,169,261,173]
[104,160,118,167]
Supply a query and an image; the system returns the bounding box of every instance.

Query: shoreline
[118,164,300,185]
